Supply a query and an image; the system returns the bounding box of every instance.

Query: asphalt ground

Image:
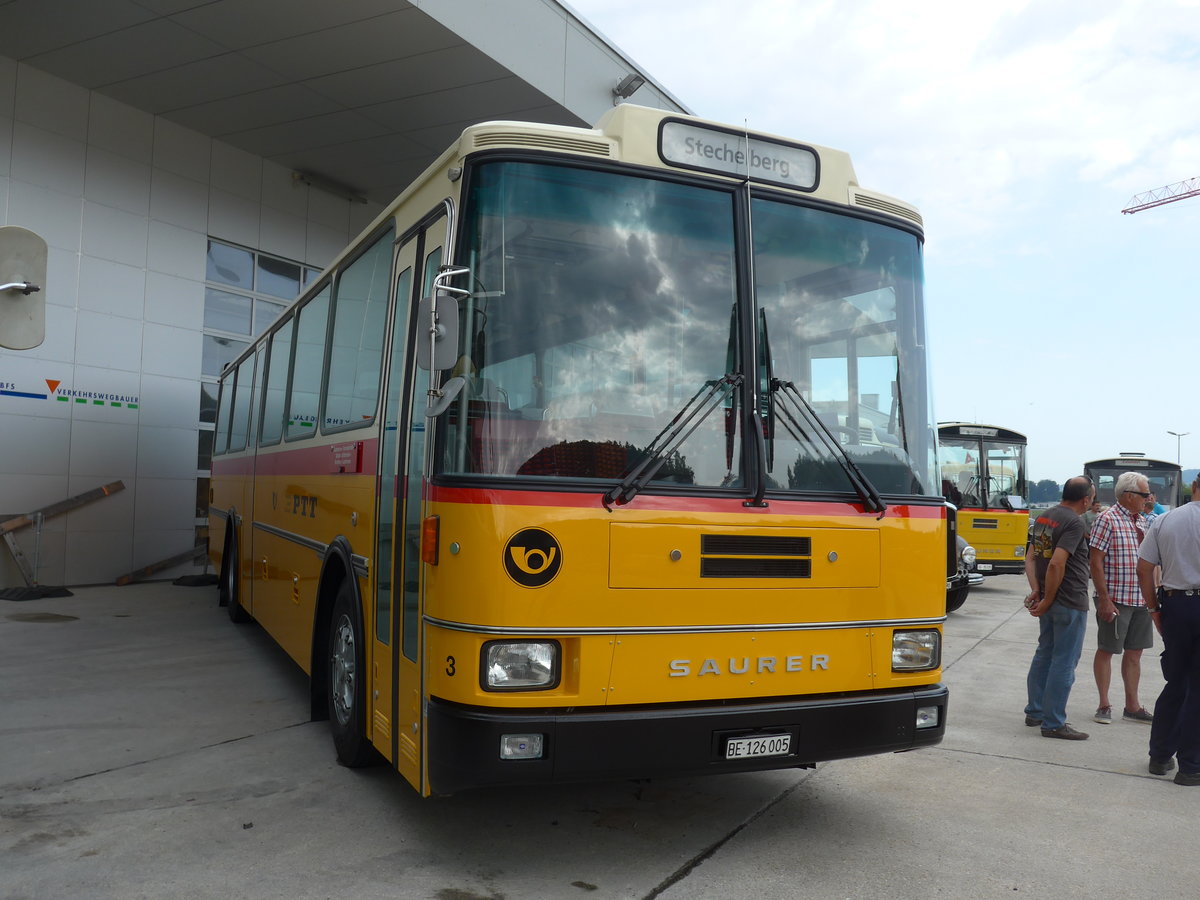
[2,575,1196,899]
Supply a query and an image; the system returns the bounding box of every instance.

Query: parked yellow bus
[937,423,1028,575]
[209,104,949,796]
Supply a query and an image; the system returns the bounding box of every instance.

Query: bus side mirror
[0,225,47,350]
[416,291,459,371]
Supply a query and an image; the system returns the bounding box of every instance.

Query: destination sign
[659,121,818,190]
[959,426,999,437]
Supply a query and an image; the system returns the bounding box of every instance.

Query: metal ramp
[0,481,124,600]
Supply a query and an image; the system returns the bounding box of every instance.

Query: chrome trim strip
[209,507,229,522]
[253,520,326,554]
[251,520,371,576]
[422,616,946,636]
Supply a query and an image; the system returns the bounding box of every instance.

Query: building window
[200,238,321,526]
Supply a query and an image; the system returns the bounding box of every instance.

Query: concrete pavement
[2,575,1195,899]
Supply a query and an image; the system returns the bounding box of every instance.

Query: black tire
[327,579,375,767]
[946,586,969,613]
[222,533,252,623]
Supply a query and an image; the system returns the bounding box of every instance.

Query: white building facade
[0,0,684,586]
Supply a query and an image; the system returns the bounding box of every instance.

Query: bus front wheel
[327,579,374,767]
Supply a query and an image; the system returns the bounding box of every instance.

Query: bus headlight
[482,640,560,691]
[892,630,940,671]
[960,544,976,567]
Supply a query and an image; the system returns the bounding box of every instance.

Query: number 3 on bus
[209,104,950,796]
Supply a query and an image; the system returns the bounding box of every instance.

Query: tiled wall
[0,58,382,586]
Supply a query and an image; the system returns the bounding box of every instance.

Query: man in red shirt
[1089,471,1155,725]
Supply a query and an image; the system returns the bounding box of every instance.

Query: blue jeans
[1025,603,1088,730]
[1149,598,1200,772]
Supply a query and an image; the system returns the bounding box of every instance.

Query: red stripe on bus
[212,454,943,520]
[210,437,381,477]
[425,484,945,518]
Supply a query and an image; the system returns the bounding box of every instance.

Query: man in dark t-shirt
[1023,475,1094,740]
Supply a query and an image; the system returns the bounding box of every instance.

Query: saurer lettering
[668,655,830,676]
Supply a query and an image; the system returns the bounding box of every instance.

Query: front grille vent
[972,519,999,529]
[700,534,812,579]
[472,132,613,157]
[701,558,812,578]
[701,535,811,556]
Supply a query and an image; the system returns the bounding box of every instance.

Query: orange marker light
[421,515,440,565]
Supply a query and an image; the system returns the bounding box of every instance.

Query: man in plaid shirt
[1089,471,1156,725]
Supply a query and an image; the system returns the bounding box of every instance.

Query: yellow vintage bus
[937,423,1028,575]
[209,104,949,796]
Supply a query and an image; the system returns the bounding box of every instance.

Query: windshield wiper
[768,378,888,517]
[603,373,743,510]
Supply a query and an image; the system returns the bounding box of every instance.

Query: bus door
[251,285,331,659]
[227,346,262,612]
[372,214,447,788]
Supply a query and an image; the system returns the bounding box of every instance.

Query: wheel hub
[331,614,356,725]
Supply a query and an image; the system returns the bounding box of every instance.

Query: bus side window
[326,227,394,430]
[287,286,331,438]
[259,318,294,446]
[228,354,256,452]
[214,378,234,456]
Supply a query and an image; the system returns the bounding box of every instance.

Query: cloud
[569,0,1200,478]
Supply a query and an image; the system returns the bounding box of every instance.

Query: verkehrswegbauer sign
[659,121,818,190]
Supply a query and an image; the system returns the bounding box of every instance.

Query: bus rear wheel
[222,534,251,623]
[327,579,374,767]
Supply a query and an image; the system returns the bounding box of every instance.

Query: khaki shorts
[1094,602,1154,654]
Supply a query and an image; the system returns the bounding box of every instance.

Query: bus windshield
[440,160,935,498]
[984,440,1026,507]
[1086,462,1181,510]
[752,196,934,497]
[940,437,1027,509]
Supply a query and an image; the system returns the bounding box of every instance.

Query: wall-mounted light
[613,73,646,104]
[292,170,368,204]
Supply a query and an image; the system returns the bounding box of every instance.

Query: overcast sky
[567,0,1200,483]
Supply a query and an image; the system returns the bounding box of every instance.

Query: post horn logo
[503,527,562,588]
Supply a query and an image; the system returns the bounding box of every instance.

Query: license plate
[977,563,993,571]
[725,733,792,760]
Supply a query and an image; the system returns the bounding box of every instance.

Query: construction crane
[1121,177,1200,214]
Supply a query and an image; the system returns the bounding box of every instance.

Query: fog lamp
[500,733,545,760]
[916,705,940,729]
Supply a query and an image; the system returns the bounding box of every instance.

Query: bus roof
[221,104,924,380]
[1083,456,1180,471]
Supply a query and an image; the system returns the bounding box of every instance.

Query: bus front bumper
[426,685,947,795]
[974,560,1024,575]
